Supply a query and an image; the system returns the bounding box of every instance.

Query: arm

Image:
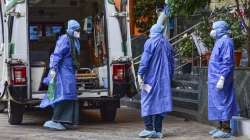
[49,38,69,71]
[138,41,154,77]
[157,4,170,26]
[156,4,170,39]
[220,40,234,79]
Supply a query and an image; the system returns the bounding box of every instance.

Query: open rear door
[3,0,30,98]
[105,0,138,97]
[126,0,138,95]
[5,0,29,61]
[0,1,5,95]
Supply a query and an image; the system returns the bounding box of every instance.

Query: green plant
[179,38,193,58]
[135,0,164,33]
[168,0,209,16]
[195,6,247,50]
[195,18,214,50]
[212,7,247,50]
[135,0,209,33]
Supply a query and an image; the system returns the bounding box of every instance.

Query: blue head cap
[149,24,164,38]
[212,20,230,38]
[67,19,80,36]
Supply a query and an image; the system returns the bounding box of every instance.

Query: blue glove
[137,75,144,90]
[49,69,56,81]
[164,4,171,17]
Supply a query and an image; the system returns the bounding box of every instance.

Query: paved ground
[0,106,248,140]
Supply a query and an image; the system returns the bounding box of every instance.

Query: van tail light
[11,66,27,85]
[113,64,125,81]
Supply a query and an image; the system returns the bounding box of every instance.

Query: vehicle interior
[28,0,108,91]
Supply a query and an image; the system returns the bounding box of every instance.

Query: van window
[29,25,42,41]
[45,25,63,37]
[29,23,64,41]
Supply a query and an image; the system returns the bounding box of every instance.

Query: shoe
[209,128,219,135]
[138,129,156,138]
[43,120,66,130]
[151,132,164,138]
[212,130,232,139]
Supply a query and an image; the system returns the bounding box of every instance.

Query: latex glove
[137,75,144,89]
[163,3,170,16]
[216,76,225,90]
[49,69,56,80]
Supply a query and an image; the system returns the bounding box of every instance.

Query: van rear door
[3,0,30,98]
[0,1,5,94]
[105,0,138,97]
[5,0,29,61]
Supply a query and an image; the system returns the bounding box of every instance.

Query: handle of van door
[111,12,128,17]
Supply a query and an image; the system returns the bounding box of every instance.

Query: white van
[0,0,137,124]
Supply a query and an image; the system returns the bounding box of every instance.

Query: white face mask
[210,30,217,38]
[73,31,80,38]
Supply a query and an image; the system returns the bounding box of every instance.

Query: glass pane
[45,25,62,37]
[29,25,42,41]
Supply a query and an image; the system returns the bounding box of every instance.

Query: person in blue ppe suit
[208,20,238,138]
[137,23,175,138]
[40,19,81,130]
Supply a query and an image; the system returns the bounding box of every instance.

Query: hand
[49,69,56,80]
[164,4,170,16]
[137,75,144,89]
[216,76,225,90]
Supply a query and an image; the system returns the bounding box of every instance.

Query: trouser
[217,121,231,133]
[143,114,164,132]
[52,100,79,125]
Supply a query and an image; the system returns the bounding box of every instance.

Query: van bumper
[8,85,27,102]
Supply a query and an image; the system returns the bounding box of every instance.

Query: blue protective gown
[208,35,238,121]
[138,34,174,117]
[40,34,77,108]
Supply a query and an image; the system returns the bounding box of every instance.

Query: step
[172,88,200,94]
[175,80,199,85]
[173,80,199,90]
[174,73,200,81]
[172,88,200,100]
[173,97,200,111]
[170,107,199,121]
[173,97,200,104]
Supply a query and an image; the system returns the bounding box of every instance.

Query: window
[45,25,62,37]
[29,23,63,41]
[29,25,42,41]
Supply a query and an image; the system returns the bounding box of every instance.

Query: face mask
[210,30,217,38]
[73,31,80,38]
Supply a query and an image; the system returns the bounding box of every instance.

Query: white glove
[216,76,225,90]
[137,75,144,89]
[49,69,56,80]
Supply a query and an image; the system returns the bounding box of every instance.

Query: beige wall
[210,0,236,10]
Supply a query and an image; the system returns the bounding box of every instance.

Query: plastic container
[230,116,242,136]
